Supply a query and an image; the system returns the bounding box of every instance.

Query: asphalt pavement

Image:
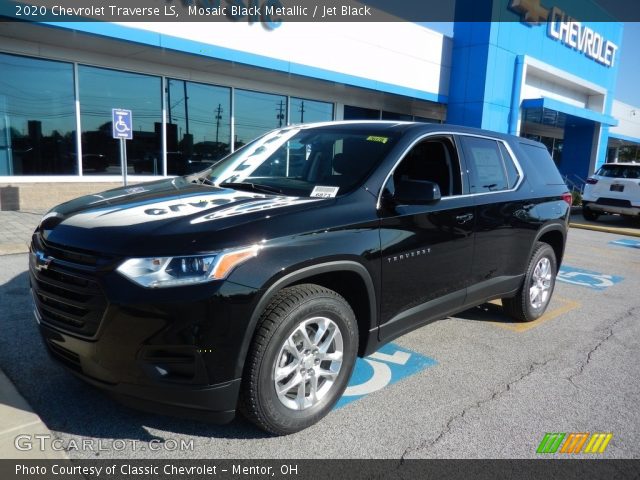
[0,226,638,459]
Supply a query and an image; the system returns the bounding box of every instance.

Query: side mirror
[393,179,441,205]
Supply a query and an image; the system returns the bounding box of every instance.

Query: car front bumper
[30,240,261,423]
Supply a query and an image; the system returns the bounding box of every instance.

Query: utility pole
[167,82,172,124]
[215,103,223,143]
[183,81,189,134]
[276,100,285,127]
[299,101,305,123]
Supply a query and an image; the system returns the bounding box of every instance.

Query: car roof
[601,162,640,167]
[286,120,539,145]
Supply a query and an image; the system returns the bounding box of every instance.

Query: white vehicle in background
[582,163,640,221]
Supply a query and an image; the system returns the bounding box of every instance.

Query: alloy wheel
[273,316,343,411]
[529,257,553,309]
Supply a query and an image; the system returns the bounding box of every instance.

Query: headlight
[116,246,259,288]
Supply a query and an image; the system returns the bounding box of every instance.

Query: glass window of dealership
[2,16,639,183]
[0,52,334,177]
[0,52,442,179]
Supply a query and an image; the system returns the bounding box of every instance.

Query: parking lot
[0,226,638,459]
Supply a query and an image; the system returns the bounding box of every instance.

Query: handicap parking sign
[112,108,132,140]
[558,265,623,291]
[336,342,437,409]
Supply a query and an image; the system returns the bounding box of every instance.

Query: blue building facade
[1,1,639,206]
[448,0,624,181]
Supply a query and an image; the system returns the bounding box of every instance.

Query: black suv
[30,122,570,435]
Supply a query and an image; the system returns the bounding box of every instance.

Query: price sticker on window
[310,186,340,198]
[367,136,389,144]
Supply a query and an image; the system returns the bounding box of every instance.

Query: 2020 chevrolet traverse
[30,121,570,435]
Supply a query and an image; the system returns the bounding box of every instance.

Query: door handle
[456,213,474,224]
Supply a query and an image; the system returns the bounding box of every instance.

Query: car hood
[38,177,321,256]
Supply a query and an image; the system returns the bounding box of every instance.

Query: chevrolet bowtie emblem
[34,251,53,271]
[509,0,550,24]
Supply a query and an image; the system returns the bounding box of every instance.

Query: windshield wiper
[191,175,215,186]
[219,182,283,195]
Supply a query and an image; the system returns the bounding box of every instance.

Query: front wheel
[503,242,557,322]
[240,284,358,435]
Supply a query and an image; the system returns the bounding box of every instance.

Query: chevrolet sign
[510,0,619,68]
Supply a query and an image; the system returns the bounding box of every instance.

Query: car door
[378,135,475,342]
[456,134,533,305]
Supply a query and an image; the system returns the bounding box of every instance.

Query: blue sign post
[112,108,132,186]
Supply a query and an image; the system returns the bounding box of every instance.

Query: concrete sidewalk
[0,211,42,255]
[0,211,66,459]
[0,369,67,459]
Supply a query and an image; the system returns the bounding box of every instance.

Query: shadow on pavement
[0,269,270,447]
[453,301,518,325]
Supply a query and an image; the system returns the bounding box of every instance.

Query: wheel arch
[534,223,567,272]
[234,261,378,379]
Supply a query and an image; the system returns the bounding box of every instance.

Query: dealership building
[1,0,640,210]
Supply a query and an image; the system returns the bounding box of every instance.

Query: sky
[422,22,640,107]
[615,23,640,106]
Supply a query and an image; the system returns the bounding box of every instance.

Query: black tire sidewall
[256,294,357,433]
[583,206,599,221]
[524,244,557,320]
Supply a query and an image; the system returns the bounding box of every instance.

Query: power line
[215,103,223,143]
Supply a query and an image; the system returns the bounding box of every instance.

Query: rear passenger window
[498,142,520,189]
[460,136,510,193]
[597,164,640,179]
[519,143,565,185]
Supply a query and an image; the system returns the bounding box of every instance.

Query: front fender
[232,259,378,379]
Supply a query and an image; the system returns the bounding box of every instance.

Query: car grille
[30,235,110,338]
[596,197,632,208]
[37,240,100,266]
[45,339,82,373]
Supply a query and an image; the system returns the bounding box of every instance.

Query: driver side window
[389,137,462,198]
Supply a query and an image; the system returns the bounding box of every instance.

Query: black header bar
[1,0,639,23]
[2,459,640,480]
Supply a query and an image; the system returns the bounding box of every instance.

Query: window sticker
[310,186,340,198]
[367,136,389,144]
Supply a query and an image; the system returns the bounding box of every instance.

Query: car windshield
[597,164,640,179]
[198,126,399,197]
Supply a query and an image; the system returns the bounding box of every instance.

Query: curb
[0,369,68,459]
[569,222,640,238]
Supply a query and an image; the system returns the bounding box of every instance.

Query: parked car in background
[582,163,640,221]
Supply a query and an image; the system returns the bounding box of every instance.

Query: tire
[582,206,600,221]
[503,242,557,322]
[239,284,358,435]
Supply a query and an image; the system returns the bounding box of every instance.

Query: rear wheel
[503,242,557,322]
[582,206,600,221]
[240,284,358,435]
